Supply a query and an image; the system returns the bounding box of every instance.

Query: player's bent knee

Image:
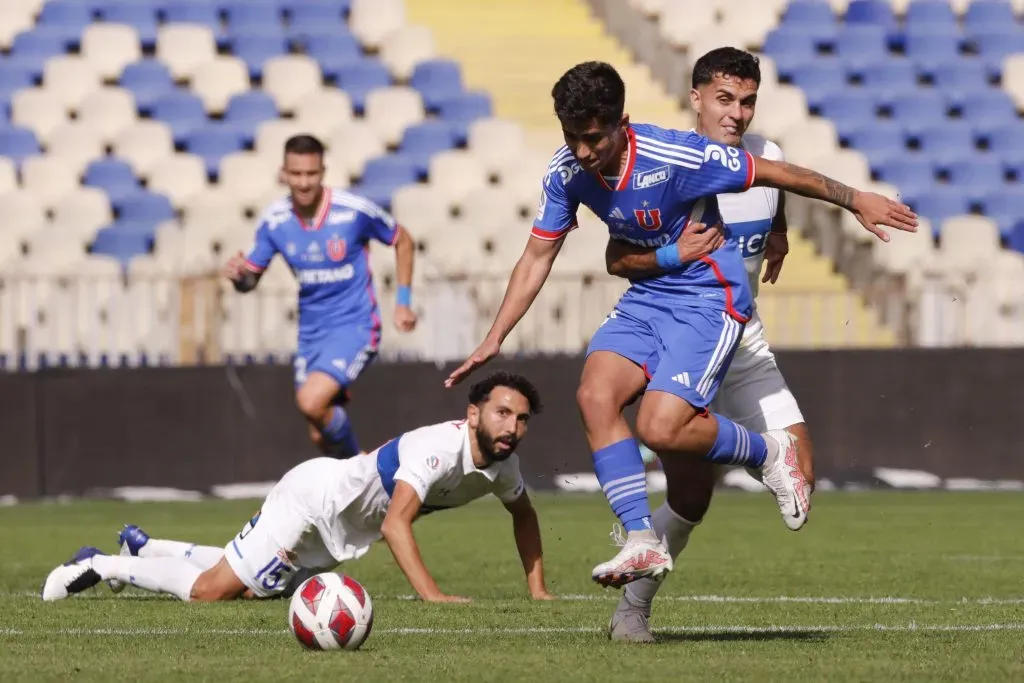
[635,396,701,453]
[575,382,621,424]
[295,389,330,423]
[190,561,247,602]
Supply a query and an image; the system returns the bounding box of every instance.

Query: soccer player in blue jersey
[446,61,918,587]
[223,135,417,458]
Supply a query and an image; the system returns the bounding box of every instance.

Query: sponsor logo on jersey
[327,236,346,262]
[704,143,743,172]
[296,265,356,284]
[632,165,670,190]
[303,241,324,263]
[736,231,769,258]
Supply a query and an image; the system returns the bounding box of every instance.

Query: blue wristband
[654,244,684,270]
[397,285,412,307]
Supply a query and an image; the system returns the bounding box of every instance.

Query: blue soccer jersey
[533,122,756,321]
[245,188,397,345]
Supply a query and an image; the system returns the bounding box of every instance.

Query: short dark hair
[691,47,761,89]
[284,134,325,158]
[468,371,543,415]
[552,61,625,127]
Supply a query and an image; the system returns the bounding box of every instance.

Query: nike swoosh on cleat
[792,499,801,518]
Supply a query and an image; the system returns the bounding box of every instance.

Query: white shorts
[224,458,372,599]
[711,310,805,432]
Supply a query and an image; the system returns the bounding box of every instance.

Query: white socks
[91,555,201,602]
[140,539,224,571]
[624,502,700,608]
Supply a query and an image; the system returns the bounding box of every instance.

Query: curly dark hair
[468,371,543,415]
[691,47,761,89]
[551,61,625,127]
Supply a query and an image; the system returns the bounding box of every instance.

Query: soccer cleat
[591,525,673,588]
[40,546,105,601]
[608,594,656,643]
[107,524,150,593]
[759,429,811,531]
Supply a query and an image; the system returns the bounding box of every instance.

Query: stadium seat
[161,1,221,36]
[10,29,72,79]
[905,2,958,27]
[888,90,949,137]
[761,29,818,78]
[90,227,154,265]
[904,30,963,67]
[184,125,247,177]
[410,59,464,112]
[190,56,251,115]
[0,127,41,166]
[845,0,898,38]
[939,215,1001,271]
[438,92,493,146]
[80,24,143,81]
[294,89,355,139]
[287,0,350,25]
[818,90,879,136]
[11,89,68,145]
[334,59,393,113]
[947,157,1008,204]
[52,188,113,231]
[782,1,837,27]
[119,60,176,115]
[76,88,138,146]
[96,3,158,48]
[146,154,211,207]
[426,150,487,205]
[363,87,425,147]
[964,1,1017,31]
[975,31,1024,77]
[35,0,92,48]
[0,158,17,194]
[261,55,323,114]
[118,192,176,225]
[380,25,437,81]
[46,123,106,174]
[874,157,937,197]
[398,121,458,178]
[788,60,847,111]
[156,24,218,81]
[218,151,281,209]
[326,121,386,178]
[0,7,35,51]
[843,121,908,166]
[151,92,209,145]
[42,57,103,112]
[20,156,79,208]
[348,0,405,49]
[904,188,971,228]
[467,118,527,178]
[353,154,419,208]
[1009,221,1024,255]
[979,188,1024,236]
[916,122,979,167]
[833,24,889,72]
[0,61,36,111]
[860,60,919,104]
[223,1,283,30]
[301,32,363,82]
[0,190,47,235]
[958,90,1018,131]
[83,158,141,206]
[224,91,280,140]
[111,120,175,178]
[229,30,289,79]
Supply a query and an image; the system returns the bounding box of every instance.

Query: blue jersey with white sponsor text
[533,123,757,320]
[245,188,397,343]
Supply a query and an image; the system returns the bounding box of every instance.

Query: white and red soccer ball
[288,572,374,651]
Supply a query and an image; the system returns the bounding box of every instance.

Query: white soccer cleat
[759,429,811,531]
[591,525,673,588]
[40,547,104,602]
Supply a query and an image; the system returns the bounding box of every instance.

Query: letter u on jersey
[634,208,663,231]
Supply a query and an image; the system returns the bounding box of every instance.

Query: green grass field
[1,492,1022,682]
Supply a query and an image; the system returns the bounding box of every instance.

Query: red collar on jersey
[596,125,636,192]
[293,187,332,231]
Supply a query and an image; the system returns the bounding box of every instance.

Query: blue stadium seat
[151,92,209,144]
[229,30,289,79]
[410,59,464,112]
[916,122,978,167]
[117,192,176,224]
[986,124,1024,153]
[36,0,93,48]
[438,92,493,145]
[782,1,836,27]
[10,30,72,78]
[0,63,37,117]
[904,2,957,27]
[359,155,420,186]
[223,2,283,31]
[84,158,140,205]
[286,0,351,21]
[0,127,41,166]
[98,2,159,48]
[833,25,889,72]
[964,1,1017,32]
[335,59,392,112]
[888,90,950,138]
[979,188,1024,236]
[224,91,278,127]
[1009,221,1024,254]
[90,226,154,264]
[399,122,457,177]
[860,60,919,106]
[161,0,223,43]
[184,125,247,177]
[761,30,819,78]
[845,1,897,29]
[959,90,1018,131]
[874,157,936,196]
[119,59,176,114]
[974,31,1024,77]
[903,188,971,227]
[904,29,963,65]
[789,60,848,110]
[818,90,880,135]
[947,157,1006,203]
[844,121,908,157]
[302,33,363,81]
[928,58,990,98]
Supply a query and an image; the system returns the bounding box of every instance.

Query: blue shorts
[293,326,379,391]
[586,300,745,409]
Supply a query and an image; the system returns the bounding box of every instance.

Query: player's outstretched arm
[380,481,470,603]
[392,225,417,332]
[222,251,263,293]
[502,491,554,600]
[751,157,918,242]
[444,235,564,387]
[605,220,726,280]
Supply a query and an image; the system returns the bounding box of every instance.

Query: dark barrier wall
[1,349,1022,497]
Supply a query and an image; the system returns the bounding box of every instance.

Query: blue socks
[323,406,360,459]
[703,414,768,468]
[593,438,652,532]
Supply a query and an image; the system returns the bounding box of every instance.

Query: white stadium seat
[52,189,114,233]
[76,88,138,145]
[379,25,437,81]
[365,86,426,147]
[20,156,81,209]
[190,56,252,115]
[43,57,103,112]
[112,121,176,178]
[261,56,323,114]
[156,25,218,81]
[0,158,17,195]
[349,0,406,49]
[426,150,488,205]
[45,123,107,174]
[81,24,142,81]
[147,154,209,207]
[326,121,387,179]
[11,89,69,144]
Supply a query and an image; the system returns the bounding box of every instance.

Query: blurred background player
[604,47,818,643]
[41,372,553,604]
[445,61,917,588]
[223,134,417,458]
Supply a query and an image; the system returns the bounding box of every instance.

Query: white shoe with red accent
[591,526,673,588]
[759,429,811,531]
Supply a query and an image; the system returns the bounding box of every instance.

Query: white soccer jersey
[716,133,784,301]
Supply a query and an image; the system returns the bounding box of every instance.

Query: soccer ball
[287,572,374,651]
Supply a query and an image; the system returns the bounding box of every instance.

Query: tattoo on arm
[777,162,856,210]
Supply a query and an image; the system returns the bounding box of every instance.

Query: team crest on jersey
[633,165,670,190]
[634,208,663,231]
[426,455,440,470]
[327,235,346,262]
